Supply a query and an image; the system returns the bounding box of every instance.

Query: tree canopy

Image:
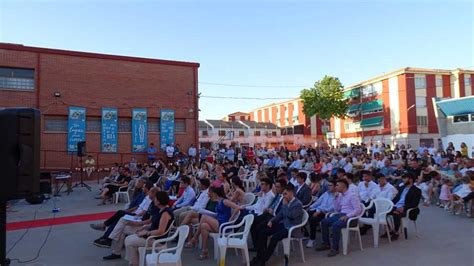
[300,75,348,121]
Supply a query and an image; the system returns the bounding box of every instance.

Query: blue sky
[1,0,473,119]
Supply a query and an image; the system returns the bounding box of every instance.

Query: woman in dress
[185,186,240,259]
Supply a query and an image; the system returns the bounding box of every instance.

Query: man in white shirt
[240,178,275,216]
[188,144,197,163]
[358,171,380,204]
[375,174,398,200]
[174,178,210,225]
[344,173,360,198]
[288,169,299,187]
[343,157,353,174]
[289,155,304,170]
[166,144,175,161]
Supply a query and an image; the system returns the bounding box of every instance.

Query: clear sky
[1,0,473,119]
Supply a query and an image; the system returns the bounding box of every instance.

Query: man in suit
[251,183,304,266]
[386,172,421,240]
[250,179,286,250]
[295,172,312,205]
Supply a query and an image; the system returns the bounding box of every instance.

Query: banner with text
[160,109,175,150]
[67,107,86,152]
[101,108,118,153]
[132,109,147,152]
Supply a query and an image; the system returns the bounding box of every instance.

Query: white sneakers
[306,240,315,248]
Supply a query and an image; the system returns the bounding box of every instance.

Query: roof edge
[0,43,200,68]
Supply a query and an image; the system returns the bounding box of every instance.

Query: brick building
[0,43,199,170]
[248,98,327,145]
[331,67,474,148]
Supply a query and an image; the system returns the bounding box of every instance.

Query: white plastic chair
[114,185,131,204]
[281,210,309,263]
[243,170,258,192]
[341,203,364,255]
[359,198,394,247]
[145,225,189,266]
[209,210,240,260]
[217,214,254,266]
[138,222,175,266]
[400,207,419,239]
[240,193,256,208]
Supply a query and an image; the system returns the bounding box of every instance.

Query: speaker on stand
[72,141,91,191]
[0,108,41,266]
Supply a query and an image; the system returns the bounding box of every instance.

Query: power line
[200,95,296,100]
[199,82,310,88]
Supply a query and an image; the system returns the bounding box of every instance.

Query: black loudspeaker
[0,108,41,198]
[77,141,86,157]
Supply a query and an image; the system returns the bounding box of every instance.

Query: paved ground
[6,183,474,266]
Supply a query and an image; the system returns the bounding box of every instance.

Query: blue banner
[132,109,147,152]
[67,107,86,152]
[160,109,175,150]
[101,108,118,153]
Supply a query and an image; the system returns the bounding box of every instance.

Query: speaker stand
[72,157,91,191]
[1,197,10,266]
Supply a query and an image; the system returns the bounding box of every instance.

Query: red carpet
[7,211,116,231]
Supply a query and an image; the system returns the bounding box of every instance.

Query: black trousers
[255,222,288,263]
[308,211,326,240]
[463,192,474,202]
[250,212,273,248]
[104,210,132,227]
[388,207,405,232]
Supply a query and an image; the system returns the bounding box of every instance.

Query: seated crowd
[89,141,474,266]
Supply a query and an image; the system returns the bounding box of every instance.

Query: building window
[436,77,442,87]
[415,97,426,107]
[239,131,245,137]
[86,117,101,132]
[202,130,208,136]
[362,84,376,98]
[147,118,160,132]
[453,115,469,123]
[416,116,428,126]
[175,119,186,132]
[0,67,35,91]
[415,76,426,89]
[44,116,67,132]
[271,131,277,136]
[118,118,132,132]
[465,76,472,86]
[218,130,226,136]
[254,131,261,136]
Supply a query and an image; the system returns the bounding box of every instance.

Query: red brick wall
[0,46,198,170]
[442,75,451,97]
[381,79,391,135]
[425,74,438,133]
[459,73,465,97]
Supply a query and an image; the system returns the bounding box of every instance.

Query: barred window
[148,118,160,132]
[86,117,101,132]
[118,118,132,132]
[416,116,428,126]
[44,116,67,132]
[175,119,186,132]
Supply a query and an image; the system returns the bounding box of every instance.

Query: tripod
[73,156,91,191]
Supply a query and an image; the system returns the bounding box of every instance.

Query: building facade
[330,67,474,148]
[248,98,327,144]
[0,43,199,170]
[433,96,474,156]
[199,119,280,148]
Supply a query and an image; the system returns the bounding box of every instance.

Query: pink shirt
[439,184,451,201]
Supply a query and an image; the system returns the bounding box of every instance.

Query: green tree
[300,75,348,130]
